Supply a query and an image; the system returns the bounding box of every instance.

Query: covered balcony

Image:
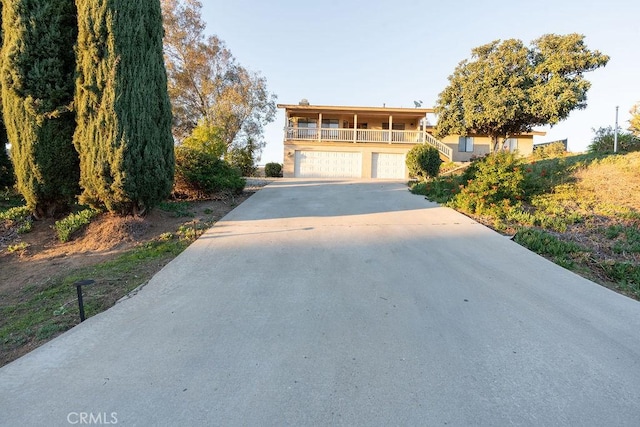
[284,126,452,158]
[278,103,453,160]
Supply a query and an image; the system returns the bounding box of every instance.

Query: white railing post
[424,114,428,145]
[353,114,358,143]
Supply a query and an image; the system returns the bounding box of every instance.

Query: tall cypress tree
[0,0,79,217]
[0,2,14,190]
[74,0,174,215]
[0,126,13,189]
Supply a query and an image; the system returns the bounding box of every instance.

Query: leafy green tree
[161,0,276,152]
[181,118,226,158]
[74,0,174,215]
[588,127,640,153]
[435,34,609,152]
[630,103,640,137]
[226,137,258,177]
[173,146,245,198]
[0,0,79,217]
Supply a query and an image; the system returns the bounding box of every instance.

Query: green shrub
[226,138,259,177]
[588,127,640,154]
[410,176,461,203]
[406,144,442,179]
[54,208,100,242]
[17,218,33,234]
[450,151,525,216]
[7,242,29,253]
[174,147,246,198]
[0,205,30,221]
[265,162,283,177]
[532,142,567,160]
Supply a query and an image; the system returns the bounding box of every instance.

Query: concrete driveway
[1,179,640,426]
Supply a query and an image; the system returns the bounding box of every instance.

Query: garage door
[294,151,362,178]
[372,153,406,179]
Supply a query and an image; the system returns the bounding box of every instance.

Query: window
[504,138,518,151]
[382,123,405,130]
[298,118,317,128]
[320,119,339,139]
[458,136,474,152]
[321,119,339,128]
[297,118,317,139]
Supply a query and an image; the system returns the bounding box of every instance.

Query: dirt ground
[0,193,255,294]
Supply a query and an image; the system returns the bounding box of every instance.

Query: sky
[200,0,639,164]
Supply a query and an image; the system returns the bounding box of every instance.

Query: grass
[0,229,194,360]
[158,200,194,217]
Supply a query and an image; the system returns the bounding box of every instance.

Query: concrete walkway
[1,179,640,426]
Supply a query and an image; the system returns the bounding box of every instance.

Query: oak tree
[161,0,276,153]
[629,103,640,137]
[435,34,609,151]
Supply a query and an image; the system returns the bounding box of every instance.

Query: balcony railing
[284,127,453,159]
[286,127,425,144]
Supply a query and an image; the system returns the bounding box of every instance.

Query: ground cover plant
[411,150,640,299]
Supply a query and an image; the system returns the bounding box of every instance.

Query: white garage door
[372,153,406,179]
[294,151,362,178]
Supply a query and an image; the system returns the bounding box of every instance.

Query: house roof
[277,103,435,116]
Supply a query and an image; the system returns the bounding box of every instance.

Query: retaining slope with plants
[411,151,640,299]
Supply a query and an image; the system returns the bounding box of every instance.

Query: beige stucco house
[278,101,543,179]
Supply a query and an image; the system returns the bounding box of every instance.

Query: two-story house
[278,101,544,179]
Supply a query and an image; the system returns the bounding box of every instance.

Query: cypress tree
[74,0,174,215]
[0,131,14,190]
[0,0,79,217]
[0,2,14,189]
[0,125,13,189]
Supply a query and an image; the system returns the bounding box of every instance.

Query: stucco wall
[442,135,535,162]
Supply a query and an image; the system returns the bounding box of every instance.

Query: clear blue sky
[201,0,639,164]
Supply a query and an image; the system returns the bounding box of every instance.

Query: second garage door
[294,151,362,178]
[372,153,406,179]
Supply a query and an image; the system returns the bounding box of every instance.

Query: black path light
[74,279,96,322]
